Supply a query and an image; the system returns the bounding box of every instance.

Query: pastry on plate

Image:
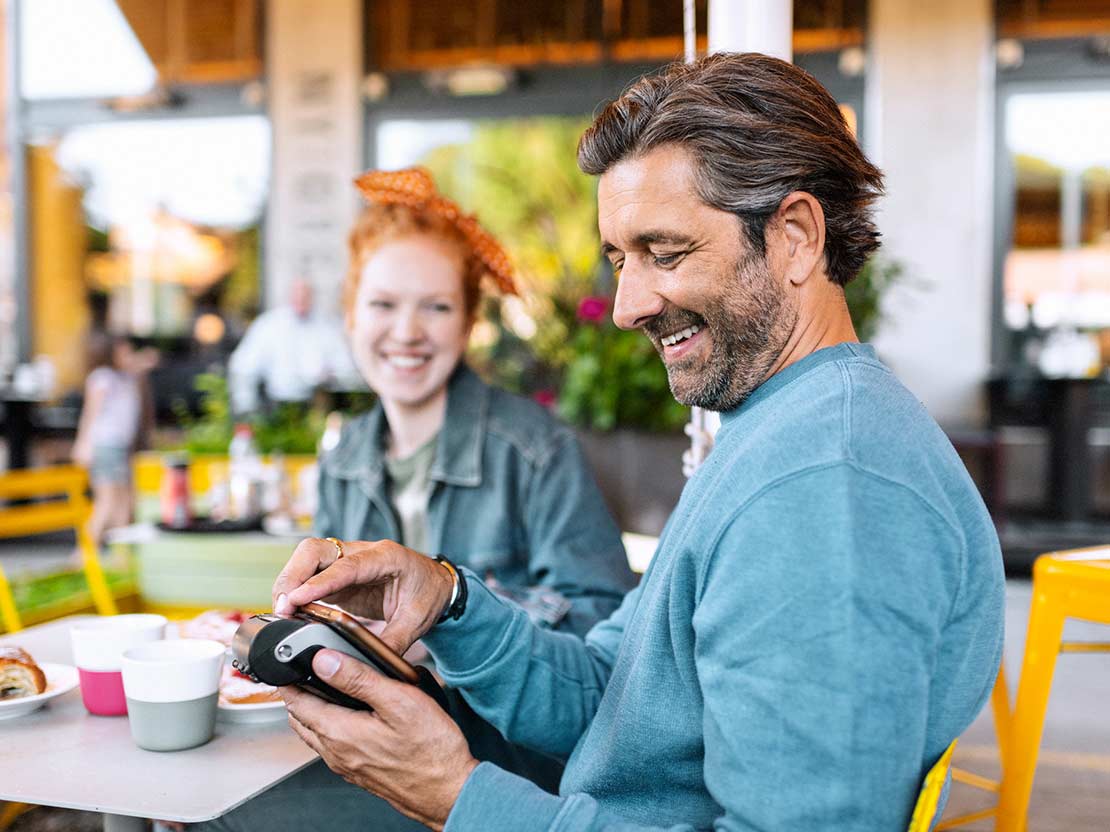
[0,646,47,700]
[219,664,282,706]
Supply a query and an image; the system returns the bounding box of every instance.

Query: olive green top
[384,433,439,554]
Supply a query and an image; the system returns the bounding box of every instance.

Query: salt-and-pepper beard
[643,250,798,412]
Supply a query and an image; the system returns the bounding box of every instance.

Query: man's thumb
[312,649,380,705]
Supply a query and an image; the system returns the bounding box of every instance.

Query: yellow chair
[0,464,118,632]
[932,663,1012,830]
[908,740,958,832]
[995,547,1110,832]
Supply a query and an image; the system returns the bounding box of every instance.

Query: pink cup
[70,614,168,715]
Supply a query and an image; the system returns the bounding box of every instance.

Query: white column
[689,0,792,459]
[865,0,995,426]
[708,0,792,60]
[264,0,363,314]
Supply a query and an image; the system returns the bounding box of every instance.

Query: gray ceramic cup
[120,639,226,752]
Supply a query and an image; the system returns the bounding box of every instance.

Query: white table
[0,617,318,830]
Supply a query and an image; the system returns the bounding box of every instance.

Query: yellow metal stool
[995,547,1110,832]
[0,464,118,632]
[933,662,1011,830]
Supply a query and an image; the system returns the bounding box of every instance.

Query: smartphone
[297,602,420,685]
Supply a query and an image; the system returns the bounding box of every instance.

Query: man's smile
[660,324,701,347]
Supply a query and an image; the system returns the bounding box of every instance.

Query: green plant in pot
[171,373,325,456]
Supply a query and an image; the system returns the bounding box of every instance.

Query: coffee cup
[120,639,226,751]
[70,614,168,715]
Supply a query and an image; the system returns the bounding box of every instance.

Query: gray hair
[578,52,884,286]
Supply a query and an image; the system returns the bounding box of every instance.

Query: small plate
[217,697,287,725]
[0,662,79,720]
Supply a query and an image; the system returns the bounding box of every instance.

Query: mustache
[642,308,705,342]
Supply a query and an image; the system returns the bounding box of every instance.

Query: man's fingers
[285,555,364,608]
[378,607,430,656]
[273,538,339,612]
[312,649,413,720]
[280,680,338,736]
[287,710,327,757]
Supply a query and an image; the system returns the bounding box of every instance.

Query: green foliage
[253,403,326,455]
[171,373,325,455]
[557,311,689,432]
[845,256,906,342]
[173,373,234,455]
[11,568,132,614]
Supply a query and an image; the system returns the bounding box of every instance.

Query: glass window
[1002,91,1110,377]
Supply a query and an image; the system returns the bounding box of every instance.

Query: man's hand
[282,649,478,832]
[272,538,455,654]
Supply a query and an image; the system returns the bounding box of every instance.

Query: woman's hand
[272,538,456,655]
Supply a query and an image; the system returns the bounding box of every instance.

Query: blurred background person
[227,275,359,416]
[71,331,157,547]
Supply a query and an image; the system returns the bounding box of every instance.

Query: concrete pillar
[865,0,995,426]
[264,0,362,315]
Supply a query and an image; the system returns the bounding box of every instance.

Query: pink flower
[576,296,609,323]
[532,389,557,409]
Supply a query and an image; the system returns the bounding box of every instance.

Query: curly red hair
[345,167,517,322]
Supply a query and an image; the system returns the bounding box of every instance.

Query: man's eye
[609,260,624,275]
[652,252,684,268]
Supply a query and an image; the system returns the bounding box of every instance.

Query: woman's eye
[426,302,453,313]
[368,299,393,310]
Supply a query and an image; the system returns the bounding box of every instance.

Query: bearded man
[270,53,1005,831]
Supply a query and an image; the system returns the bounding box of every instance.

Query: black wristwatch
[435,556,468,622]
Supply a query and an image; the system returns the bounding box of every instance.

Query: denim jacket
[316,364,636,636]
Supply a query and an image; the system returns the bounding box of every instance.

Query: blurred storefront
[4,0,1110,527]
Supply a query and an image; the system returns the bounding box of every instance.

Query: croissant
[0,646,47,699]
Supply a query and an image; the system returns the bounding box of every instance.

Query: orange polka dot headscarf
[353,167,517,297]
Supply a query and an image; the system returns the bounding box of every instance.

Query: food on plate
[219,664,282,706]
[177,610,281,706]
[177,609,248,646]
[0,646,47,700]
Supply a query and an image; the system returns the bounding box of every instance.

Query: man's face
[598,145,797,411]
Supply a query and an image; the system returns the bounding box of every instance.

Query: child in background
[72,332,158,546]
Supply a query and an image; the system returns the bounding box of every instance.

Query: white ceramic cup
[70,614,168,716]
[120,639,226,751]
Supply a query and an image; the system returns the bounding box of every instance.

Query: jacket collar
[323,363,487,489]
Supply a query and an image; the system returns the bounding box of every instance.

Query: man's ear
[774,192,826,286]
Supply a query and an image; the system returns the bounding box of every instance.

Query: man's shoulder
[707,350,972,514]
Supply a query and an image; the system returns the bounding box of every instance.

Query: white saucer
[0,662,79,720]
[217,698,287,724]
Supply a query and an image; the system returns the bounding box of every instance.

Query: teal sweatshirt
[425,343,1005,831]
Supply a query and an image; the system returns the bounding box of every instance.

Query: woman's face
[348,234,471,410]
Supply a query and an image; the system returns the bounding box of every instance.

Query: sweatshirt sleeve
[424,570,640,758]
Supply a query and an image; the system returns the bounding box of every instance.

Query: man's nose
[612,265,664,330]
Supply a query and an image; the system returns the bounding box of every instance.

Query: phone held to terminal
[231,602,447,711]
